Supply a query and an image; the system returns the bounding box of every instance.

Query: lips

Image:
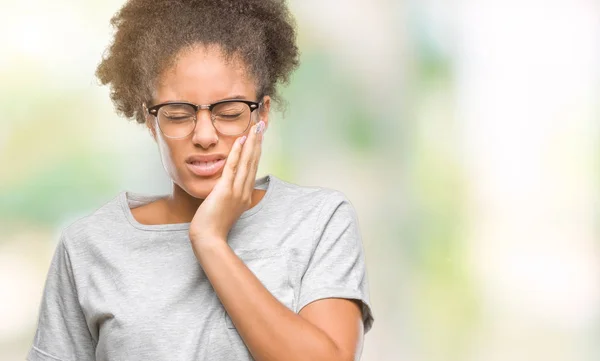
[185,154,226,163]
[189,160,221,166]
[186,158,226,177]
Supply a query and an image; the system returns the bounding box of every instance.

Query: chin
[183,176,220,199]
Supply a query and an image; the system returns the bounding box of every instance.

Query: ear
[258,96,271,131]
[142,103,157,141]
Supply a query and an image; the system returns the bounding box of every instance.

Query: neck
[163,182,266,224]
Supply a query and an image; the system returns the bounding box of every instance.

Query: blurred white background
[1,0,599,360]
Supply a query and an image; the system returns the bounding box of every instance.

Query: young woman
[28,1,374,360]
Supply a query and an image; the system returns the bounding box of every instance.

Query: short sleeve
[297,192,374,334]
[27,231,96,361]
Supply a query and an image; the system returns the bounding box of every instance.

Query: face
[145,44,270,199]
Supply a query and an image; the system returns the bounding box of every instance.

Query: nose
[191,109,218,148]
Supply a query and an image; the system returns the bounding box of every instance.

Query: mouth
[186,158,226,177]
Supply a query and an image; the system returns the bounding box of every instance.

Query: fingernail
[239,135,247,144]
[255,121,264,134]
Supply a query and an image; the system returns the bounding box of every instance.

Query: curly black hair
[95,0,300,124]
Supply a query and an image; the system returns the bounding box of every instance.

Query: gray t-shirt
[28,173,374,361]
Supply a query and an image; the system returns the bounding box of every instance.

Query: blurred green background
[2,0,599,360]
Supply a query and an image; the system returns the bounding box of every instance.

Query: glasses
[145,99,263,139]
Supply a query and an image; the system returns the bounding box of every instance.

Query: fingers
[244,121,264,196]
[221,134,246,188]
[233,120,265,198]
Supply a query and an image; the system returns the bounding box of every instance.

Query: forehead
[153,44,256,103]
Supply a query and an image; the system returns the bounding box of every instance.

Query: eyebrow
[150,94,251,108]
[172,95,249,104]
[219,94,248,101]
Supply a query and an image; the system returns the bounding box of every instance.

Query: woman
[28,0,374,360]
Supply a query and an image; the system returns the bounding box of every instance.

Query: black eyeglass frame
[144,98,263,138]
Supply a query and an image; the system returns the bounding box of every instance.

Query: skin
[135,43,364,361]
[137,44,269,224]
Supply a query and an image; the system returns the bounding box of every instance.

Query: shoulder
[59,191,127,253]
[268,175,360,241]
[271,174,353,215]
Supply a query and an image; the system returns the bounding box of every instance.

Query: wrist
[190,235,227,258]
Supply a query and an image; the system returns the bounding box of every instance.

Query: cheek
[156,137,175,161]
[222,138,237,155]
[155,137,182,176]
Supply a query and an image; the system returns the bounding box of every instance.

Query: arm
[188,121,372,361]
[28,231,96,361]
[195,240,363,361]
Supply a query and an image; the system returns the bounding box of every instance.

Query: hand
[188,120,266,250]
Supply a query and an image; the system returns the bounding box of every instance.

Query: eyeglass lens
[157,102,252,137]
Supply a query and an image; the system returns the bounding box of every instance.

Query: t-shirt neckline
[119,173,277,232]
